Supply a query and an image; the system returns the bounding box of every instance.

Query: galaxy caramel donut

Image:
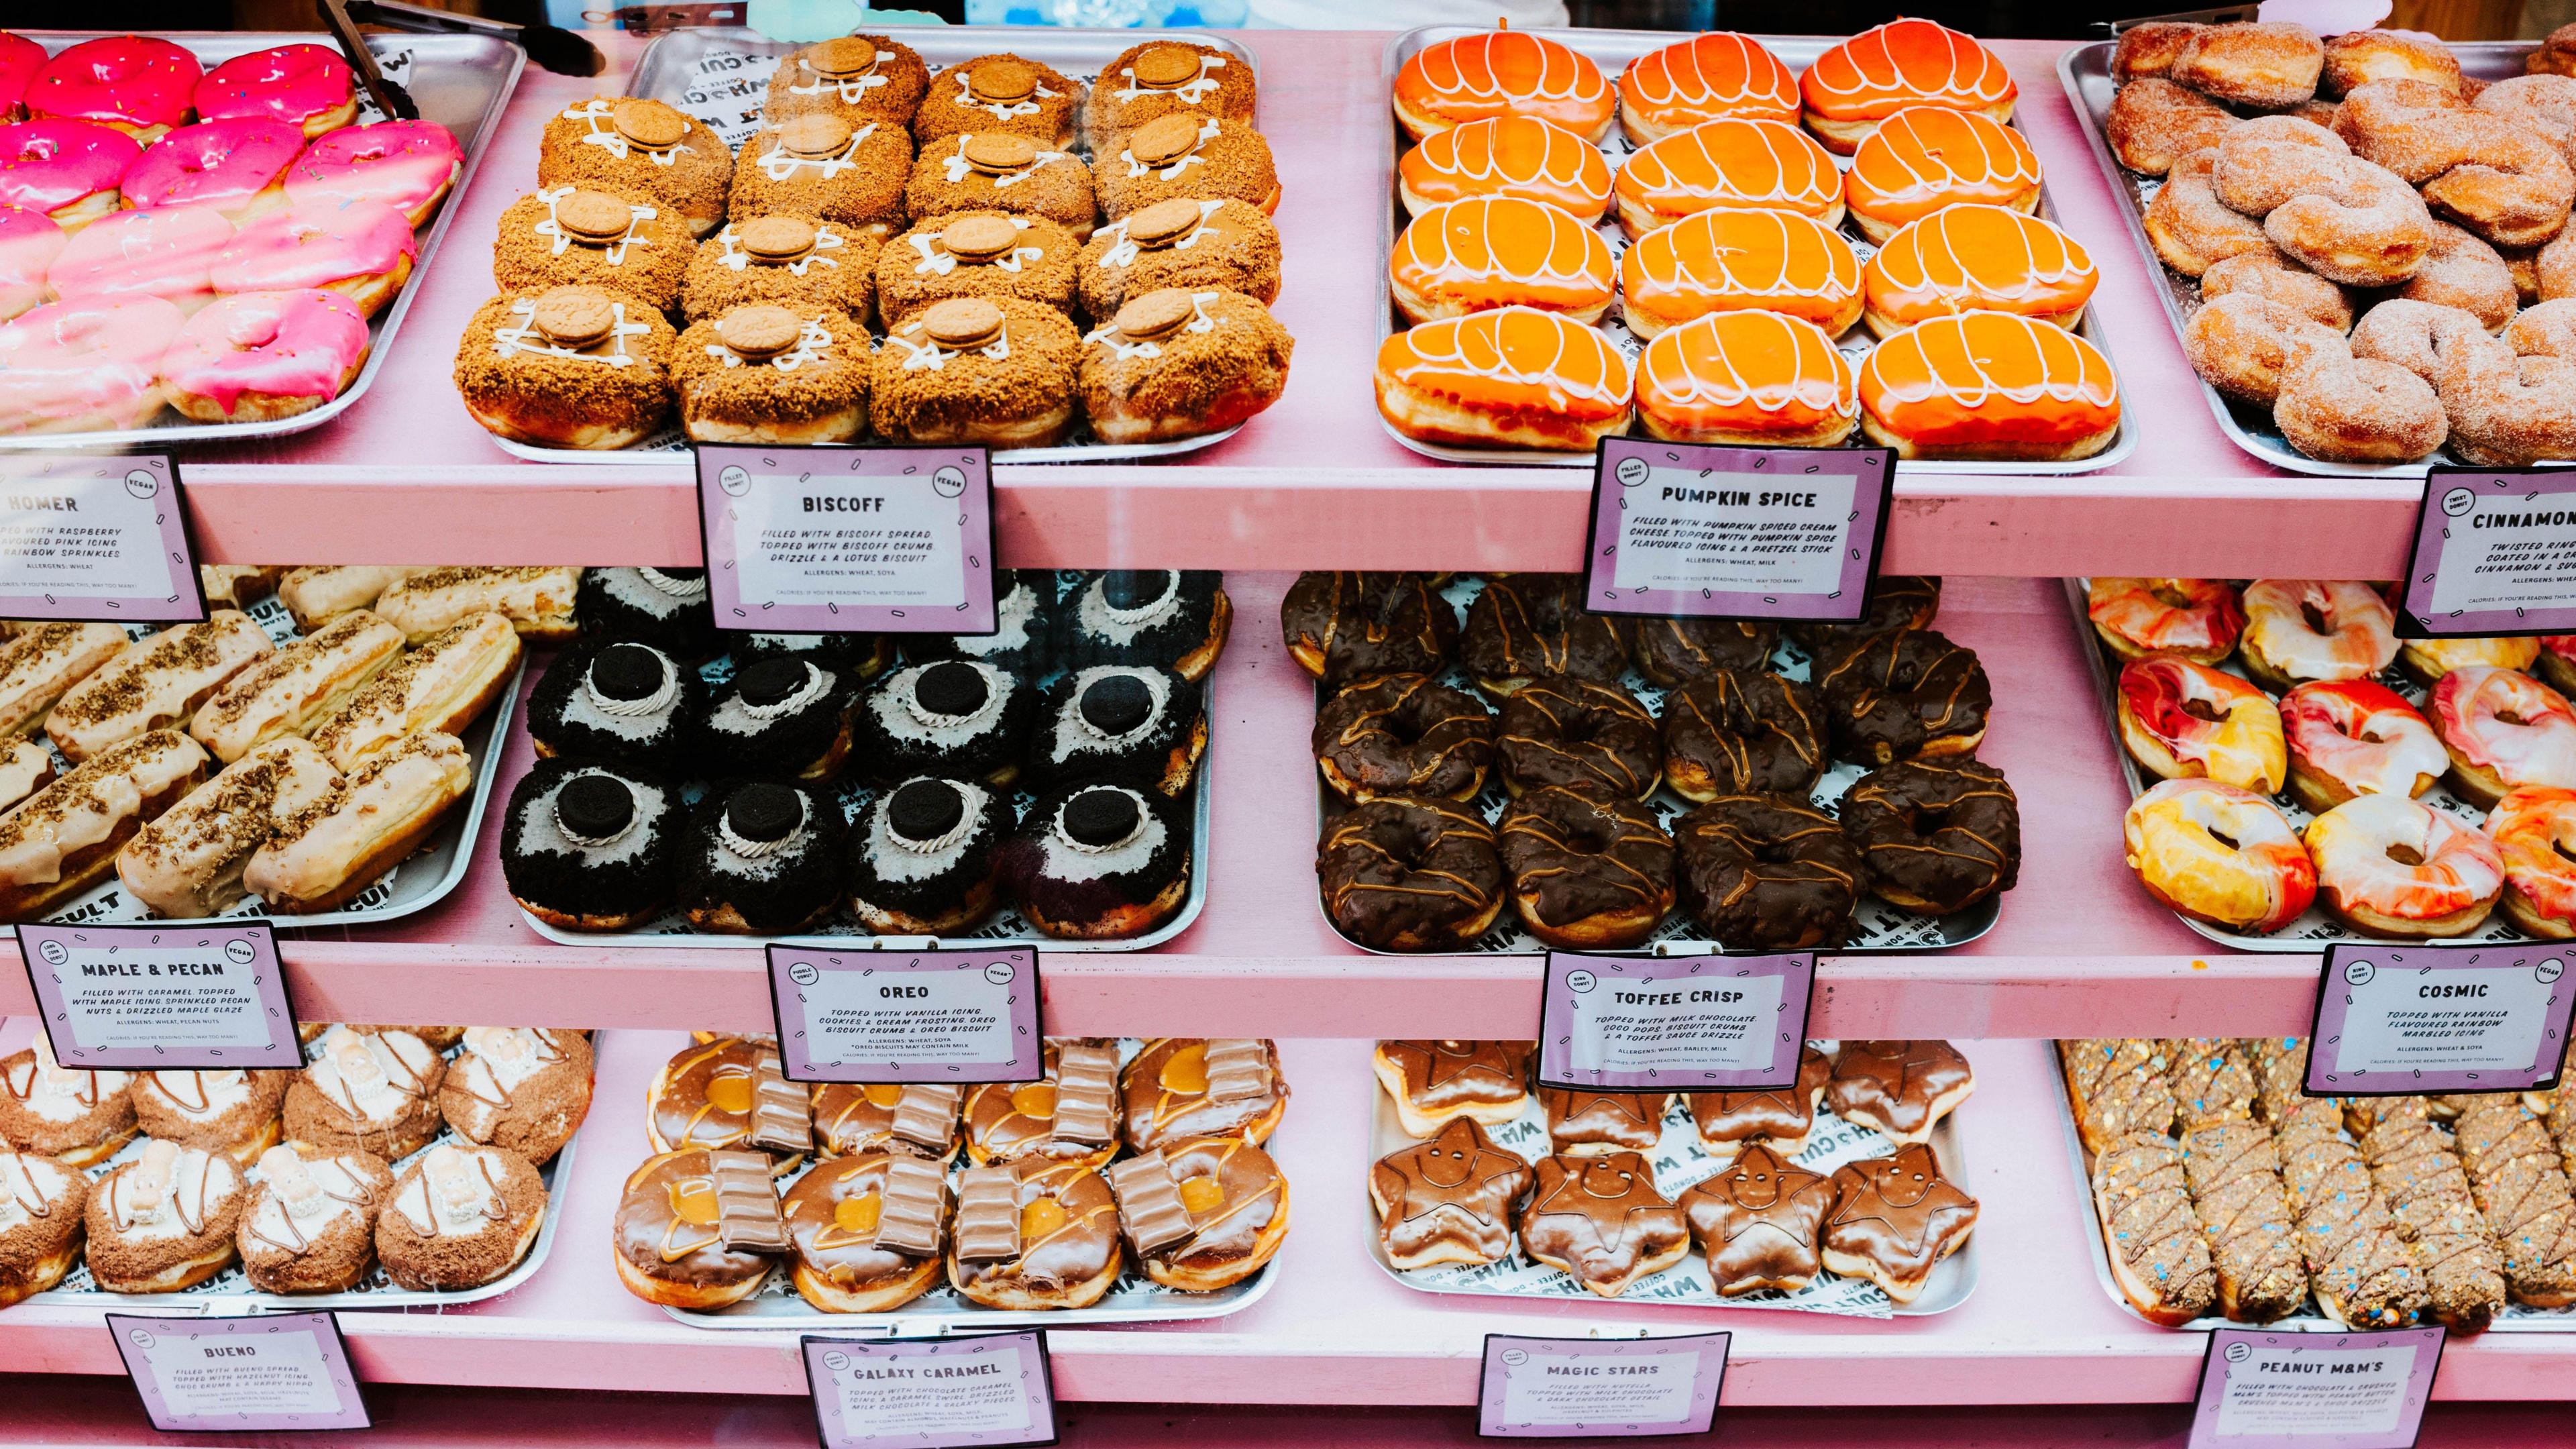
[947,1157,1123,1310]
[1104,1134,1290,1290]
[784,1150,948,1312]
[613,1146,786,1309]
[1393,30,1614,144]
[812,1082,964,1159]
[1119,1038,1287,1152]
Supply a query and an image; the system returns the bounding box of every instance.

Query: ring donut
[2279,679,2447,813]
[2116,655,2286,794]
[2428,664,2576,808]
[2122,777,2316,933]
[2086,578,2244,665]
[2489,785,2576,937]
[2237,580,2398,690]
[2305,792,2504,937]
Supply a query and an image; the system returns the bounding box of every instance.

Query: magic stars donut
[2305,792,2504,937]
[1862,206,2095,337]
[2117,655,2286,794]
[1619,207,1861,339]
[2279,680,2447,813]
[1389,195,1614,327]
[1617,33,1798,144]
[2086,578,2243,665]
[1374,307,1632,451]
[1393,30,1615,144]
[1799,19,2017,154]
[1397,114,1611,221]
[1843,106,2042,246]
[2429,665,2576,808]
[2124,778,2316,934]
[2488,786,2576,936]
[1634,308,1857,447]
[1613,117,1843,239]
[1856,310,2121,462]
[2237,580,2399,690]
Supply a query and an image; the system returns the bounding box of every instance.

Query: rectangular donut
[191,610,405,765]
[0,729,209,922]
[243,731,472,914]
[45,613,273,763]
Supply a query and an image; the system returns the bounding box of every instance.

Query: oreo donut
[1030,665,1205,794]
[1281,572,1457,682]
[1496,678,1660,800]
[528,640,707,772]
[1313,674,1492,803]
[1663,669,1829,803]
[1789,576,1941,649]
[1839,757,2020,914]
[1060,569,1231,680]
[702,655,859,782]
[1461,575,1631,697]
[848,775,1014,934]
[736,631,896,680]
[1000,782,1192,939]
[1318,797,1505,951]
[680,780,849,934]
[1672,794,1863,950]
[1497,784,1675,950]
[1631,618,1776,687]
[1812,629,1990,765]
[856,659,1034,786]
[903,569,1055,676]
[578,566,718,661]
[500,759,684,930]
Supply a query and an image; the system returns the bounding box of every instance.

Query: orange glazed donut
[1398,115,1611,221]
[1621,207,1859,339]
[1856,311,2120,461]
[1390,195,1615,327]
[1635,309,1856,447]
[1863,206,2096,337]
[1613,118,1841,240]
[2117,654,2286,794]
[1799,19,2017,154]
[1393,30,1614,144]
[2123,777,2315,933]
[1844,106,2041,245]
[2085,578,2243,665]
[1374,306,1633,451]
[1617,33,1797,144]
[2305,792,2503,938]
[2489,785,2576,936]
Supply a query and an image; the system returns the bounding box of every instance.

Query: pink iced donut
[0,119,140,229]
[0,203,64,320]
[210,196,413,317]
[160,288,369,423]
[195,45,356,139]
[0,33,46,122]
[0,294,182,433]
[47,202,231,313]
[284,119,460,228]
[123,118,303,221]
[28,37,201,143]
[2277,678,2447,813]
[2429,664,2576,809]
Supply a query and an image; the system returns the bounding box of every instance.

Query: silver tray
[36,590,522,932]
[1377,26,2137,476]
[23,1030,582,1314]
[2052,1040,2576,1332]
[2056,38,2563,479]
[491,25,1258,467]
[1313,575,2002,956]
[1364,1040,1977,1317]
[0,31,525,451]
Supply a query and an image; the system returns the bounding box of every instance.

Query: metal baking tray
[667,1036,1277,1330]
[1312,575,2002,956]
[0,32,524,451]
[33,590,522,932]
[2063,578,2540,951]
[23,1029,582,1313]
[2053,1041,2576,1332]
[490,25,1259,466]
[2056,38,2565,478]
[1377,26,2137,476]
[1364,1040,1977,1317]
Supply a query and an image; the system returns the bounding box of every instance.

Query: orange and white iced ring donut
[2542,636,2576,696]
[2428,664,2576,809]
[1619,207,1860,339]
[1612,117,1842,241]
[1862,205,2095,338]
[2398,633,2539,687]
[1799,18,2017,154]
[1633,308,1856,447]
[1390,195,1615,327]
[2086,578,2243,665]
[2117,654,2286,794]
[1617,32,1797,145]
[2123,777,2316,933]
[2304,792,2504,938]
[1398,115,1611,222]
[1843,105,2041,246]
[2237,580,2398,692]
[2488,785,2576,937]
[2279,679,2447,814]
[1373,306,1633,452]
[1856,310,2120,462]
[1393,30,1614,144]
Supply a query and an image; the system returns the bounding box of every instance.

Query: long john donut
[1613,117,1843,239]
[1799,19,2016,153]
[1857,310,2121,460]
[1620,207,1860,339]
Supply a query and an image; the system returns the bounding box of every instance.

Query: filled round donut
[1662,666,1827,802]
[1857,310,2122,462]
[2428,664,2576,808]
[1389,195,1615,327]
[1613,116,1843,239]
[1843,105,2042,245]
[2279,679,2447,814]
[1672,792,1861,948]
[1393,30,1614,144]
[1619,32,1797,144]
[1840,757,2020,914]
[1317,796,1505,951]
[2116,655,2286,794]
[1635,307,1858,447]
[1799,19,2017,154]
[2237,580,2398,690]
[1620,207,1861,339]
[1496,677,1660,800]
[2489,785,2576,938]
[1373,307,1633,452]
[2086,578,2243,665]
[1862,205,2096,336]
[1313,673,1493,803]
[1397,114,1611,221]
[2305,791,2504,937]
[2122,777,2316,933]
[1497,784,1674,950]
[1812,627,1990,764]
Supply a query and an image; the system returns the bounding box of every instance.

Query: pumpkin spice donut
[1662,667,1827,802]
[782,1150,948,1312]
[1399,114,1611,221]
[492,185,692,315]
[2105,77,2237,177]
[1080,197,1281,321]
[1864,206,2097,336]
[1844,105,2043,246]
[948,1158,1122,1310]
[871,296,1079,447]
[1391,195,1615,326]
[2145,147,2274,278]
[1318,797,1506,950]
[1613,117,1843,239]
[1106,1134,1289,1290]
[907,131,1096,241]
[1120,1039,1287,1152]
[1095,114,1279,221]
[764,34,930,131]
[129,1069,290,1165]
[1632,619,1775,688]
[2114,22,2204,84]
[1077,287,1291,443]
[85,1140,246,1293]
[914,54,1081,150]
[1315,673,1493,803]
[1618,32,1797,144]
[1497,678,1660,800]
[1673,794,1862,949]
[455,286,676,449]
[2169,23,2325,110]
[672,302,871,445]
[1373,307,1633,451]
[1087,41,1256,152]
[2198,248,2352,333]
[0,1152,89,1307]
[682,213,879,325]
[611,1147,783,1309]
[877,211,1077,327]
[1801,18,2017,154]
[1498,784,1674,950]
[1462,574,1631,695]
[1858,310,2123,461]
[1281,570,1458,683]
[538,97,731,237]
[1621,207,1861,339]
[729,115,911,239]
[1393,29,1614,144]
[1635,308,1858,447]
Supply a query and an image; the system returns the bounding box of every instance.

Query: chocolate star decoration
[1679,1142,1834,1295]
[1825,1040,1972,1138]
[1387,1040,1531,1108]
[1823,1143,1978,1295]
[1370,1117,1533,1267]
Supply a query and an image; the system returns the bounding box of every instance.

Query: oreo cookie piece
[680,780,849,934]
[579,567,720,661]
[500,758,683,930]
[702,656,859,782]
[1059,570,1230,680]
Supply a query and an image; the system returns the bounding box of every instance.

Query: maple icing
[5,1036,128,1124]
[393,1144,504,1237]
[106,1139,235,1239]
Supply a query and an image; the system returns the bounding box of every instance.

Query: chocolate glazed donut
[1790,576,1942,649]
[1496,678,1661,800]
[1498,785,1675,949]
[1281,572,1458,682]
[1461,576,1633,697]
[1663,669,1828,804]
[1840,758,2021,914]
[1313,674,1493,802]
[1318,798,1505,950]
[1673,794,1863,949]
[1631,618,1777,687]
[1812,629,1991,765]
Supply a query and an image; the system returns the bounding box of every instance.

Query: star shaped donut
[1369,1116,1534,1269]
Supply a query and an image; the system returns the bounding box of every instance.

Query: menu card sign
[0,454,203,623]
[803,1330,1057,1449]
[21,923,300,1070]
[2188,1326,2442,1449]
[2307,944,2572,1096]
[698,443,996,635]
[1478,1332,1728,1439]
[1584,439,1894,622]
[768,946,1042,1084]
[109,1311,370,1432]
[1534,951,1814,1091]
[2399,467,2576,637]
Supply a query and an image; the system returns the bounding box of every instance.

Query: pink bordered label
[2188,1326,2442,1449]
[767,946,1041,1085]
[2305,944,2573,1097]
[19,922,301,1071]
[108,1311,370,1433]
[803,1330,1057,1449]
[1584,438,1894,622]
[0,454,205,624]
[1478,1332,1728,1439]
[2400,466,2576,638]
[697,443,997,636]
[1534,951,1813,1092]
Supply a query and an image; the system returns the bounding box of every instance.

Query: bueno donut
[2200,249,2352,331]
[2169,23,2325,109]
[2237,580,2398,690]
[2214,120,2436,286]
[1839,757,2021,914]
[2273,345,2449,462]
[1671,793,1860,948]
[2305,792,2504,937]
[1497,784,1674,949]
[2085,578,2244,665]
[1631,618,1774,686]
[2106,78,2238,176]
[2279,678,2446,812]
[1314,674,1493,803]
[2474,75,2576,168]
[2145,148,2272,277]
[2397,219,2516,331]
[2122,777,2316,932]
[1662,667,1827,802]
[1317,796,1504,950]
[2488,785,2576,936]
[2336,79,2575,248]
[2186,292,2347,405]
[1812,628,1990,764]
[1496,678,1661,800]
[2322,31,2463,99]
[2428,664,2576,807]
[2117,655,2286,794]
[1460,574,1631,697]
[1280,571,1456,682]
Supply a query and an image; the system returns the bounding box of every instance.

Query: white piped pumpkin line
[1413,31,1608,108]
[1870,208,2093,305]
[1624,34,1796,113]
[1396,197,1611,295]
[1643,311,1854,416]
[1803,19,2014,109]
[1417,117,1604,197]
[1860,312,2116,408]
[1623,119,1837,211]
[1853,109,2039,207]
[1391,308,1631,411]
[1627,209,1856,302]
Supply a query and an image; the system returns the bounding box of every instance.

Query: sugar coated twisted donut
[2184,291,2346,406]
[2323,30,2461,99]
[2279,678,2446,812]
[2304,791,2504,937]
[2430,664,2576,808]
[0,294,182,433]
[2506,297,2576,357]
[2123,777,2315,933]
[2472,74,2576,169]
[2169,22,2324,110]
[2239,580,2398,690]
[160,288,370,423]
[2086,578,2244,665]
[2106,77,2237,177]
[0,119,142,229]
[122,118,305,221]
[2420,320,2576,466]
[2488,785,2576,937]
[2273,344,2448,463]
[1617,32,1797,144]
[194,45,356,138]
[2214,118,2434,286]
[2144,146,2271,278]
[2397,219,2515,331]
[2200,249,2351,331]
[2336,79,2576,248]
[0,204,64,321]
[2117,654,2286,794]
[27,37,201,142]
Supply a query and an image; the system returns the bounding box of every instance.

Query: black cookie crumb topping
[998,780,1189,931]
[578,566,719,661]
[735,631,895,679]
[499,757,682,924]
[1029,665,1203,791]
[527,638,708,772]
[680,780,848,933]
[701,657,857,781]
[854,661,1034,786]
[1059,569,1224,674]
[904,570,1057,676]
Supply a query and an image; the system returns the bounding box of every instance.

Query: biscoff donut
[2200,249,2352,331]
[1094,114,1278,221]
[764,34,930,131]
[2337,79,2575,249]
[728,115,911,239]
[2170,23,2324,109]
[1087,41,1255,152]
[1078,197,1280,322]
[877,210,1077,327]
[674,303,871,445]
[454,286,676,450]
[2400,219,2518,331]
[2106,78,2237,177]
[914,54,1081,150]
[2275,346,2449,462]
[538,98,731,237]
[680,214,879,325]
[871,294,1079,446]
[2113,22,2203,84]
[492,185,692,315]
[906,132,1097,240]
[1078,287,1292,443]
[2322,31,2462,99]
[2184,291,2347,406]
[2145,148,2272,278]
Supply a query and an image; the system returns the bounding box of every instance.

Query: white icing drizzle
[939,136,1069,189]
[707,316,835,372]
[1113,52,1226,103]
[755,122,877,182]
[715,221,846,276]
[564,99,684,166]
[142,1069,252,1123]
[1122,117,1218,180]
[787,49,893,103]
[719,792,808,861]
[892,319,1011,372]
[1096,198,1222,270]
[493,297,651,368]
[739,659,830,720]
[585,646,677,720]
[523,771,664,864]
[531,184,657,264]
[637,568,708,601]
[1083,291,1220,360]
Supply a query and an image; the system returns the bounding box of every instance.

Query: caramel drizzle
[1171,1138,1280,1258]
[5,1057,98,1109]
[456,1031,568,1114]
[811,1160,879,1251]
[153,1071,218,1114]
[1014,1164,1116,1265]
[1320,801,1497,912]
[673,1044,755,1148]
[324,1037,433,1120]
[3,1155,54,1221]
[244,1161,372,1258]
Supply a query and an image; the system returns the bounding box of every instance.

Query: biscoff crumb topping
[869,295,1078,432]
[673,307,872,419]
[1079,289,1291,419]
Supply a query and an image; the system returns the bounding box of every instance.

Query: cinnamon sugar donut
[2347,295,2487,385]
[2145,148,2272,278]
[2337,79,2575,248]
[2432,328,2576,465]
[2398,219,2517,331]
[2214,118,2435,285]
[2115,23,2204,84]
[2505,297,2576,356]
[2537,223,2576,300]
[2473,74,2576,169]
[2322,32,2463,99]
[2170,23,2324,110]
[2274,345,2449,462]
[2106,78,2237,178]
[2200,250,2352,332]
[2532,22,2576,78]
